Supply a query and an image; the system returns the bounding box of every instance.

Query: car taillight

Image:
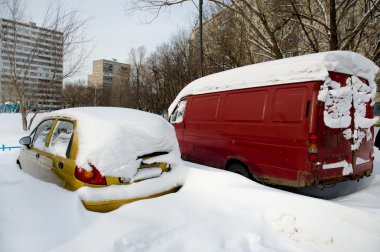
[308,133,318,161]
[75,165,106,185]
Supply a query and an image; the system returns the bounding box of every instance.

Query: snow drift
[47,107,181,179]
[1,113,380,252]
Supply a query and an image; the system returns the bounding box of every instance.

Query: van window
[189,96,219,122]
[272,87,307,122]
[223,91,268,121]
[170,99,187,123]
[47,120,74,158]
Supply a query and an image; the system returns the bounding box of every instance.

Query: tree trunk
[20,99,28,131]
[28,112,39,130]
[329,0,339,50]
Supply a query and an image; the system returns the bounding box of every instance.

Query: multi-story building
[88,59,130,88]
[0,18,64,111]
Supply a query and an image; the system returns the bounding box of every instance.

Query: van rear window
[223,91,268,122]
[189,96,219,122]
[272,87,307,122]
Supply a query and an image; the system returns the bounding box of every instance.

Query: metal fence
[1,144,21,151]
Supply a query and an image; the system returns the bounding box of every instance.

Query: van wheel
[227,163,250,178]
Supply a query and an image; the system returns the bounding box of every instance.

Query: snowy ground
[1,113,379,252]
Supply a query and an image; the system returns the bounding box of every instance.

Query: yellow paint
[82,186,181,212]
[19,116,177,212]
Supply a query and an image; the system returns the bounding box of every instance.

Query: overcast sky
[17,0,198,82]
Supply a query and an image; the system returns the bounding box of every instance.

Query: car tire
[227,163,250,178]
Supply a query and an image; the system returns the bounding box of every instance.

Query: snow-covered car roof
[46,107,181,178]
[169,51,379,115]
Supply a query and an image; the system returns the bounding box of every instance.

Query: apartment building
[0,18,64,111]
[88,59,130,88]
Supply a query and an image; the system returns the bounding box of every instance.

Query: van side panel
[181,82,319,187]
[182,95,225,167]
[220,85,314,186]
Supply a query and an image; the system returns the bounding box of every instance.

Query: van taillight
[75,165,106,185]
[308,133,318,161]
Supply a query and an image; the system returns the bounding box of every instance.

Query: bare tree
[127,0,380,62]
[0,0,90,130]
[127,0,296,60]
[286,0,380,63]
[129,46,147,110]
[128,29,197,115]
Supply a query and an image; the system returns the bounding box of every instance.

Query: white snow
[356,157,370,166]
[77,166,185,202]
[322,160,353,176]
[47,107,181,179]
[318,77,353,129]
[317,65,378,153]
[169,51,379,115]
[1,113,380,252]
[131,167,162,182]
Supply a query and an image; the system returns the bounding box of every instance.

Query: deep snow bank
[1,113,380,252]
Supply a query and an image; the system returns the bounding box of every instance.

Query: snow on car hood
[48,107,181,178]
[169,51,379,115]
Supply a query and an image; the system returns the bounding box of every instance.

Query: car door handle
[36,153,40,159]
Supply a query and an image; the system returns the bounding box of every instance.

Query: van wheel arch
[226,159,251,179]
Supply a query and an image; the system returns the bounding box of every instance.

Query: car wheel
[227,163,250,178]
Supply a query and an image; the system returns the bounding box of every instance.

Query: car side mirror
[19,136,32,148]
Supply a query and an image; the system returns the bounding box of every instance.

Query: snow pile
[169,51,379,115]
[48,107,181,179]
[77,166,186,202]
[351,76,378,150]
[322,160,353,176]
[318,75,378,150]
[1,114,380,252]
[318,77,353,129]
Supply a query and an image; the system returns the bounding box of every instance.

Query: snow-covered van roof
[169,51,379,115]
[47,107,180,178]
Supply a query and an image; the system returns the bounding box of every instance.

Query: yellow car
[17,107,182,212]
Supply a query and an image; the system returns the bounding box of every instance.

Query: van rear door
[317,72,375,183]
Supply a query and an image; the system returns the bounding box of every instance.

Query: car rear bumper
[77,167,185,212]
[82,186,181,212]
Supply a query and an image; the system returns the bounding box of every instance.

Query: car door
[19,119,56,179]
[40,119,75,187]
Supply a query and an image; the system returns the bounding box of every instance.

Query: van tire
[227,163,250,178]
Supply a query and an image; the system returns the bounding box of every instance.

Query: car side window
[32,120,55,150]
[170,100,187,123]
[47,120,74,158]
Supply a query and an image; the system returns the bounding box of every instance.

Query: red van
[169,51,379,187]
